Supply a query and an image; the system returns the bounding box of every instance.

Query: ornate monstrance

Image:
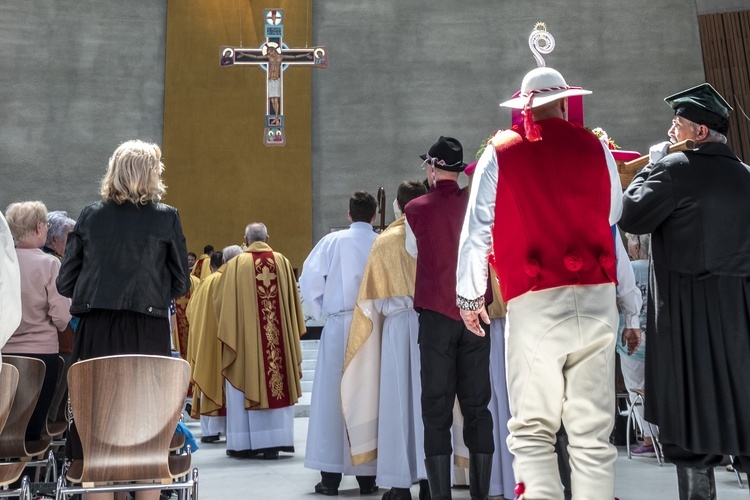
[220,9,328,146]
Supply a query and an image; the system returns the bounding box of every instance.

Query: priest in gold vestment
[214,223,305,459]
[186,246,243,442]
[191,244,214,280]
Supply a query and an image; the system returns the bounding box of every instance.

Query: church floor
[186,417,749,499]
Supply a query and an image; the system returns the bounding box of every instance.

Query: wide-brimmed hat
[664,83,732,135]
[419,136,467,172]
[499,67,591,109]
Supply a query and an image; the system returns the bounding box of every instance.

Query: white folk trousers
[505,284,618,500]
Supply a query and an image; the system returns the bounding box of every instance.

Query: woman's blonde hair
[5,201,48,242]
[100,140,166,204]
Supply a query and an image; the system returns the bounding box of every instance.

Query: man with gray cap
[456,67,640,500]
[620,83,750,499]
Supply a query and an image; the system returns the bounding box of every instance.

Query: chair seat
[169,433,185,452]
[67,454,192,484]
[25,436,52,458]
[47,420,67,438]
[0,461,26,487]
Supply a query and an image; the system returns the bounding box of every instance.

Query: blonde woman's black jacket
[57,200,190,319]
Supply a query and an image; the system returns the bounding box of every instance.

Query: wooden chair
[0,363,31,500]
[55,355,198,499]
[0,356,57,493]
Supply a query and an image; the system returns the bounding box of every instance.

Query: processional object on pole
[376,187,386,233]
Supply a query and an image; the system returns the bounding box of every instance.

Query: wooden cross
[220,9,328,146]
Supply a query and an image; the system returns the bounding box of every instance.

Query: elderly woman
[3,201,71,441]
[42,210,76,259]
[42,210,78,422]
[57,140,189,500]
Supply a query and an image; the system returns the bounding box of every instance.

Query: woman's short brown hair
[5,201,48,241]
[100,140,166,204]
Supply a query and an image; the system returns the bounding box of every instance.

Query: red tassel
[522,101,542,142]
[522,96,542,142]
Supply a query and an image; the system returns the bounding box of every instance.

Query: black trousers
[419,309,493,457]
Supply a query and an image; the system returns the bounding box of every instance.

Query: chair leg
[730,456,745,488]
[646,422,663,466]
[191,468,199,500]
[21,475,31,500]
[626,394,642,459]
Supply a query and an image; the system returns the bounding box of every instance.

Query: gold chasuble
[214,241,305,410]
[191,254,211,280]
[341,217,416,465]
[186,269,225,417]
[174,274,201,361]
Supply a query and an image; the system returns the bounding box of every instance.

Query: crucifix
[220,9,328,146]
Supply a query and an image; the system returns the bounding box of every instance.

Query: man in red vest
[405,136,494,500]
[456,67,640,500]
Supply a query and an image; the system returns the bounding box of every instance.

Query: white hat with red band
[499,67,591,109]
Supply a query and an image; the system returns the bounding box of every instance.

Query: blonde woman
[3,201,71,440]
[57,140,189,500]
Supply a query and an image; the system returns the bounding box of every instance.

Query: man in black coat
[620,83,750,499]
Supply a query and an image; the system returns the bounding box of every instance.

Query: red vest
[490,118,617,302]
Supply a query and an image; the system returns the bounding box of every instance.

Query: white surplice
[225,381,294,451]
[375,296,426,488]
[199,415,226,438]
[300,222,378,474]
[487,317,516,499]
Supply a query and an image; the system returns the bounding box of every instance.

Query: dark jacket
[620,142,750,277]
[57,200,190,318]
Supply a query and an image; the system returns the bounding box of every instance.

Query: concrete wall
[0,1,166,219]
[696,0,749,14]
[311,0,706,241]
[1,0,709,250]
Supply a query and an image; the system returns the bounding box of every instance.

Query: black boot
[382,487,412,499]
[424,455,452,500]
[469,453,492,500]
[555,428,572,500]
[357,475,379,495]
[418,479,431,500]
[676,466,716,500]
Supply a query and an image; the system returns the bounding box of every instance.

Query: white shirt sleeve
[404,217,417,258]
[456,146,497,302]
[614,233,642,328]
[0,212,22,357]
[298,238,329,321]
[602,142,623,225]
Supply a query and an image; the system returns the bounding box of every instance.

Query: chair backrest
[0,356,46,458]
[0,364,19,433]
[67,355,190,483]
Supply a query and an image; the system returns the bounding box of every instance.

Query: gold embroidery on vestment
[255,256,286,400]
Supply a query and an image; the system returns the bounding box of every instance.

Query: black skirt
[72,309,171,361]
[645,268,750,456]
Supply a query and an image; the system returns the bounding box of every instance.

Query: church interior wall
[0,0,167,230]
[311,0,707,242]
[696,0,749,14]
[1,0,710,259]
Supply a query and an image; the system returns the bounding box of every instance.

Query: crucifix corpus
[220,9,328,146]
